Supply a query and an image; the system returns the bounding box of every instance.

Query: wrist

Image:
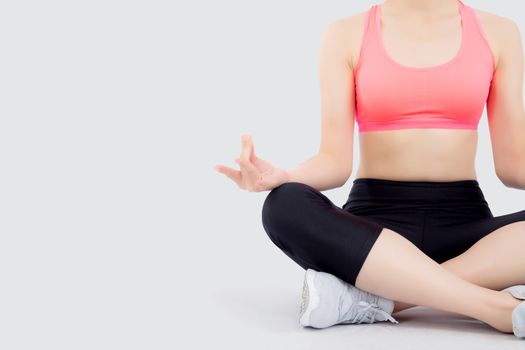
[282,168,292,184]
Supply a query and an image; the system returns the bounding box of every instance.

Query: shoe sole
[299,269,320,327]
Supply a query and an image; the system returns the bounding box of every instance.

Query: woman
[214,0,525,337]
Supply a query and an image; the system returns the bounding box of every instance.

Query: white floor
[191,279,523,350]
[181,239,525,350]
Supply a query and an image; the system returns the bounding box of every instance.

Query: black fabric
[261,178,525,286]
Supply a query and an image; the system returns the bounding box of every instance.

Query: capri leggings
[261,178,525,287]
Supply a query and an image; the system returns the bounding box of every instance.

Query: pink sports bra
[354,0,495,132]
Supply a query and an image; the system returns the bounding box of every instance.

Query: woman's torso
[345,2,502,181]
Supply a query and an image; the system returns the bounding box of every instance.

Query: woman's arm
[285,19,357,191]
[285,152,352,191]
[486,17,525,189]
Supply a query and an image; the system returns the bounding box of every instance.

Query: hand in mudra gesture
[214,134,289,192]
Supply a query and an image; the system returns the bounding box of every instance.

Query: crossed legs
[355,227,522,333]
[261,182,523,334]
[391,221,525,314]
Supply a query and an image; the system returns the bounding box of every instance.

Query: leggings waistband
[347,177,487,205]
[352,177,480,187]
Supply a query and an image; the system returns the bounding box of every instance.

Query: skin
[215,0,525,334]
[352,0,525,183]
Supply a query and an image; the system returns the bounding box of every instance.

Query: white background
[0,0,524,349]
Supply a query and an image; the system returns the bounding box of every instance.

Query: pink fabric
[354,0,495,132]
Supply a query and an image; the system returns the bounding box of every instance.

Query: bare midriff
[354,128,478,181]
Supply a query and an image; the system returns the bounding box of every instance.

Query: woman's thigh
[342,202,426,251]
[261,182,386,285]
[260,179,522,284]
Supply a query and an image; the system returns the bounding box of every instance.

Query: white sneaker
[502,285,525,338]
[299,268,399,328]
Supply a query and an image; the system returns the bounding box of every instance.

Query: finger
[243,140,269,171]
[237,155,259,177]
[241,134,253,163]
[238,135,265,187]
[236,159,261,190]
[234,145,273,183]
[252,156,272,174]
[237,137,257,171]
[215,164,242,185]
[247,135,257,163]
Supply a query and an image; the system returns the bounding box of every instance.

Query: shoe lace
[341,300,399,324]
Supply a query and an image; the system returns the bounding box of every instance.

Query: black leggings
[261,178,525,287]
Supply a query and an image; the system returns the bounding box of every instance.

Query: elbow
[336,167,353,188]
[496,167,525,190]
[334,179,347,188]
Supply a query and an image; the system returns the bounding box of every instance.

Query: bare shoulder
[470,6,522,68]
[322,10,370,71]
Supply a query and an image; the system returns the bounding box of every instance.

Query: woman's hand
[214,134,289,192]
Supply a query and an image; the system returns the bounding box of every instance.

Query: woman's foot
[299,269,399,328]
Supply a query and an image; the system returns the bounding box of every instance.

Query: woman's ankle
[484,290,521,333]
[392,300,415,314]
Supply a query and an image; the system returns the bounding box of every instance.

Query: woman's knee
[261,182,319,242]
[261,182,314,226]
